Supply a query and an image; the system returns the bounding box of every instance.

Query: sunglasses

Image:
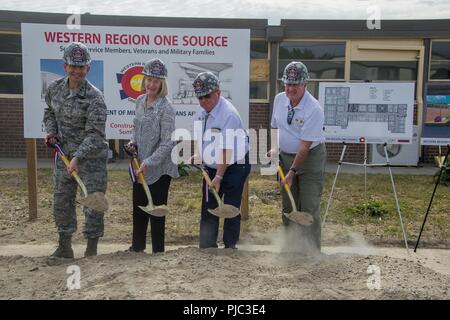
[287,105,295,125]
[198,93,212,101]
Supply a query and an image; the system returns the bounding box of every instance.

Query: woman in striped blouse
[124,58,179,253]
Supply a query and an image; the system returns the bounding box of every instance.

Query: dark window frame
[250,39,270,102]
[0,33,23,96]
[278,41,346,81]
[430,40,450,81]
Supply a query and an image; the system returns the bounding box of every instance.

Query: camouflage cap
[142,58,168,79]
[63,42,91,66]
[192,72,220,97]
[282,61,309,84]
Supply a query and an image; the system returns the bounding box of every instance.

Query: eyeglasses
[287,105,295,125]
[198,93,212,101]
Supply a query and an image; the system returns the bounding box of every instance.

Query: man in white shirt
[271,61,326,252]
[192,71,251,249]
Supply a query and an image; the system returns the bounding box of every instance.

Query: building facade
[0,10,449,163]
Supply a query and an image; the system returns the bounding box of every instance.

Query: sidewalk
[0,158,439,175]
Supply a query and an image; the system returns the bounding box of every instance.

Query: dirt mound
[1,247,448,300]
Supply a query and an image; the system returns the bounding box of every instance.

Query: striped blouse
[130,94,179,185]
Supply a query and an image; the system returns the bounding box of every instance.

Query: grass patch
[0,168,448,246]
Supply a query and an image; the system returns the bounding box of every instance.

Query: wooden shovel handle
[276,165,298,212]
[131,158,155,209]
[276,165,291,195]
[199,168,222,205]
[132,158,146,184]
[58,152,88,197]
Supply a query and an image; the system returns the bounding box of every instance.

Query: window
[251,40,268,59]
[0,33,22,95]
[0,74,22,95]
[277,41,346,98]
[250,39,269,101]
[278,42,345,80]
[250,81,268,100]
[351,61,417,81]
[430,41,450,80]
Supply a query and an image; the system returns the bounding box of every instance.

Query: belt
[205,152,249,170]
[280,143,323,156]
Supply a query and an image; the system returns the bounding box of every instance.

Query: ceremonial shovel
[276,165,314,226]
[192,164,240,219]
[125,146,169,217]
[53,144,109,212]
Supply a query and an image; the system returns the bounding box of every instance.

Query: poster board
[318,82,415,144]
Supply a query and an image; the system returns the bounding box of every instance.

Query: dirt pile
[1,246,448,300]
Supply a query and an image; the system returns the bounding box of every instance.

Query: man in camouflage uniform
[43,42,108,258]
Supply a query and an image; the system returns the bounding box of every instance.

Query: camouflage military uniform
[44,76,108,239]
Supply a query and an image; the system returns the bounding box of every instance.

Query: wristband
[289,167,297,174]
[215,175,223,180]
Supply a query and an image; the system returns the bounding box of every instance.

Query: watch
[289,167,297,174]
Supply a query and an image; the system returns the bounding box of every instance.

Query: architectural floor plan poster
[318,82,415,144]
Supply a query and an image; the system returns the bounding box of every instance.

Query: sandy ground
[1,166,448,300]
[1,229,449,300]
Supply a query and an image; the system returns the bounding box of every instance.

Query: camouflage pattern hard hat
[192,72,220,97]
[142,58,168,79]
[63,42,91,66]
[282,61,309,84]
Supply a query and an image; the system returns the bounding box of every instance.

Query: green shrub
[434,156,450,187]
[178,161,190,177]
[345,200,388,218]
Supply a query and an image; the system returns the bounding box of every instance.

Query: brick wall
[0,97,444,164]
[249,103,269,129]
[0,98,53,158]
[248,103,270,164]
[423,145,449,164]
[325,143,366,163]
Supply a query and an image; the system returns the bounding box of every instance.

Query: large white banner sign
[319,82,415,144]
[21,23,250,139]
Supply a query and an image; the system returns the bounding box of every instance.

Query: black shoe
[84,237,99,257]
[127,246,144,253]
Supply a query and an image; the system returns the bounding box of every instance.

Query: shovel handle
[276,165,291,195]
[131,158,155,210]
[276,165,298,212]
[132,158,146,184]
[199,168,222,205]
[58,152,88,197]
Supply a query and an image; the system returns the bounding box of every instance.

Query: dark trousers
[200,156,251,249]
[132,175,171,253]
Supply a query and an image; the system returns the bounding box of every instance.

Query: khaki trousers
[279,144,326,251]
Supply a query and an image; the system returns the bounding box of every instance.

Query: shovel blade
[78,192,109,212]
[208,204,240,219]
[284,211,314,226]
[138,205,169,217]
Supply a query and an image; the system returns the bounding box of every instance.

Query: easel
[414,144,449,252]
[322,141,410,253]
